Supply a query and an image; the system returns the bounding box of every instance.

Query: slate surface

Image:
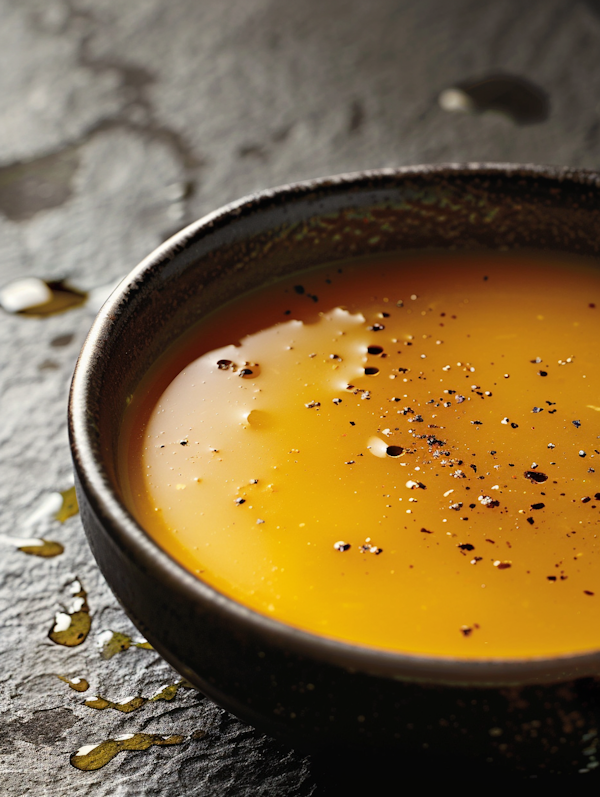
[2,0,600,793]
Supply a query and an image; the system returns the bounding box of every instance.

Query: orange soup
[120,253,600,658]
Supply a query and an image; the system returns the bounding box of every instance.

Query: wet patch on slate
[50,334,75,348]
[236,124,297,165]
[0,148,80,221]
[0,708,79,751]
[238,143,269,160]
[77,31,203,172]
[439,73,549,125]
[348,99,366,133]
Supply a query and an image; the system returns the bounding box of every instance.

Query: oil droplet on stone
[70,733,186,771]
[0,278,52,312]
[1,489,67,557]
[57,675,90,692]
[97,630,153,660]
[85,695,146,713]
[0,534,64,557]
[149,680,195,702]
[20,538,64,557]
[84,680,194,713]
[49,579,91,647]
[0,278,87,316]
[438,74,549,125]
[55,485,79,523]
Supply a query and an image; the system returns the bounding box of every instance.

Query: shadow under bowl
[69,164,600,776]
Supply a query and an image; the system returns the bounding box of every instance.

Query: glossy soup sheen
[120,253,600,658]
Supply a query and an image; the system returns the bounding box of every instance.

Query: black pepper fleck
[524,471,548,484]
[386,445,404,457]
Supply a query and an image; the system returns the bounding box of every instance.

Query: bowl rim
[69,162,600,686]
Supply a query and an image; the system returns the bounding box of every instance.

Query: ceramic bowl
[69,164,600,776]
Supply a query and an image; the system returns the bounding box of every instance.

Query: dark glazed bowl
[69,165,600,776]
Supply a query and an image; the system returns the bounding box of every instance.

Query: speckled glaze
[69,165,600,775]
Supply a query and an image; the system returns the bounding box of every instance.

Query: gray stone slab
[2,0,600,793]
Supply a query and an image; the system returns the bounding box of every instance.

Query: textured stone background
[2,0,600,793]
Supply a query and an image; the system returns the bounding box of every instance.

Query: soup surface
[120,253,600,658]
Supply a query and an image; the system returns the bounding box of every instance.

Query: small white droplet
[53,612,72,633]
[0,278,53,313]
[438,88,475,113]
